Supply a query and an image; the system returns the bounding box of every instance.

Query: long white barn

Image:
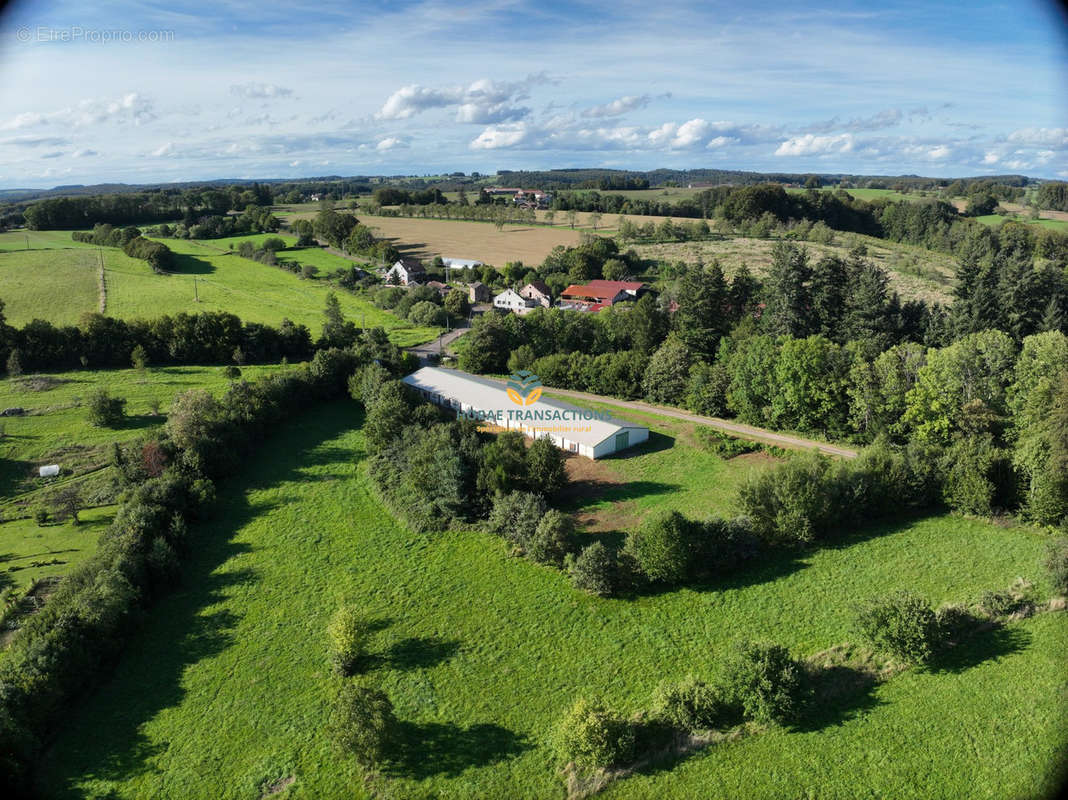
[402,367,649,459]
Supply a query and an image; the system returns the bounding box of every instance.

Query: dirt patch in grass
[557,455,624,505]
[731,451,781,467]
[260,775,295,797]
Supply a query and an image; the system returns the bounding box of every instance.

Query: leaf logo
[506,371,543,406]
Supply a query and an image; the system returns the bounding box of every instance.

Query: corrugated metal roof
[401,366,646,448]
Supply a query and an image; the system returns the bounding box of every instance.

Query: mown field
[974,213,1068,232]
[36,400,1067,800]
[0,230,440,346]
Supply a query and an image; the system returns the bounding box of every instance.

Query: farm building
[520,280,552,307]
[468,281,492,303]
[558,280,649,311]
[401,367,649,459]
[493,288,535,314]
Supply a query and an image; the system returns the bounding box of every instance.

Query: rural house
[401,366,649,458]
[425,280,451,297]
[493,288,535,314]
[559,280,649,311]
[385,258,426,286]
[519,280,552,308]
[468,281,492,303]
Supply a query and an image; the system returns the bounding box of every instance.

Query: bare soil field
[363,216,583,266]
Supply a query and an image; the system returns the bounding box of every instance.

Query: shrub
[978,589,1017,617]
[737,451,836,544]
[692,517,762,575]
[854,591,939,665]
[223,365,241,380]
[525,436,567,497]
[328,604,370,675]
[554,698,635,767]
[1044,537,1068,595]
[651,676,730,731]
[528,510,575,567]
[719,640,804,726]
[86,388,127,427]
[566,541,620,597]
[33,508,48,525]
[623,510,693,584]
[934,603,982,642]
[486,491,546,551]
[328,683,397,766]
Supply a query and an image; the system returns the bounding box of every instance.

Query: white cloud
[230,82,293,99]
[982,151,999,165]
[72,148,98,158]
[151,142,175,157]
[774,133,854,156]
[0,93,156,130]
[1007,127,1068,149]
[581,95,651,118]
[376,75,547,123]
[901,143,952,160]
[470,123,530,149]
[376,136,406,151]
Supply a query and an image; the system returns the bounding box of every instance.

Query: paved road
[407,325,471,362]
[538,386,858,458]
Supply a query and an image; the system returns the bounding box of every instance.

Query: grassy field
[0,248,102,326]
[0,364,293,593]
[0,230,440,346]
[0,506,112,594]
[36,400,1067,799]
[633,232,957,304]
[974,213,1068,232]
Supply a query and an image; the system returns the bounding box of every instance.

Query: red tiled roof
[586,279,645,292]
[560,284,618,301]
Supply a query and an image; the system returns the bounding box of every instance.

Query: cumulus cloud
[0,93,156,130]
[775,133,854,156]
[582,95,651,118]
[377,74,548,123]
[901,143,952,160]
[375,136,407,151]
[470,122,531,150]
[230,82,293,99]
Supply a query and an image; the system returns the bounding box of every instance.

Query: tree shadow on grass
[793,664,887,732]
[385,721,530,779]
[927,623,1031,675]
[385,636,462,671]
[167,252,215,275]
[117,413,161,431]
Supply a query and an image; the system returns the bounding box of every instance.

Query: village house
[425,280,451,297]
[519,280,552,308]
[468,281,492,304]
[493,288,536,314]
[385,258,426,286]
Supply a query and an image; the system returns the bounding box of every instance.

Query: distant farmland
[0,231,440,346]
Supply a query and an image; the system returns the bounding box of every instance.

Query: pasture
[632,232,958,304]
[35,399,1067,800]
[0,230,440,346]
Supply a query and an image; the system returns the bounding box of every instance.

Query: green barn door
[614,431,629,451]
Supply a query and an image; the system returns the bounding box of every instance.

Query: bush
[33,508,49,525]
[328,604,370,675]
[528,510,575,567]
[566,541,621,597]
[86,388,127,427]
[328,683,397,766]
[487,491,546,551]
[525,436,567,497]
[719,640,804,726]
[1044,537,1068,594]
[691,517,762,575]
[934,603,982,642]
[854,591,939,665]
[623,510,693,584]
[554,698,635,767]
[651,676,730,731]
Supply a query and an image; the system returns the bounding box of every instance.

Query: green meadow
[35,400,1067,800]
[0,230,440,346]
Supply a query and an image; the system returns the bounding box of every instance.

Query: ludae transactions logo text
[506,370,543,406]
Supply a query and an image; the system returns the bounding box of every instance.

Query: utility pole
[193,277,199,302]
[25,234,29,250]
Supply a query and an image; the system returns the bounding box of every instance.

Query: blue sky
[0,0,1065,187]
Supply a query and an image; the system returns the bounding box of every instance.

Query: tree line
[70,223,174,273]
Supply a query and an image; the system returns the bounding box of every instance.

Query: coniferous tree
[762,241,812,337]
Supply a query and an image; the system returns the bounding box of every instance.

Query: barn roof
[401,367,647,449]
